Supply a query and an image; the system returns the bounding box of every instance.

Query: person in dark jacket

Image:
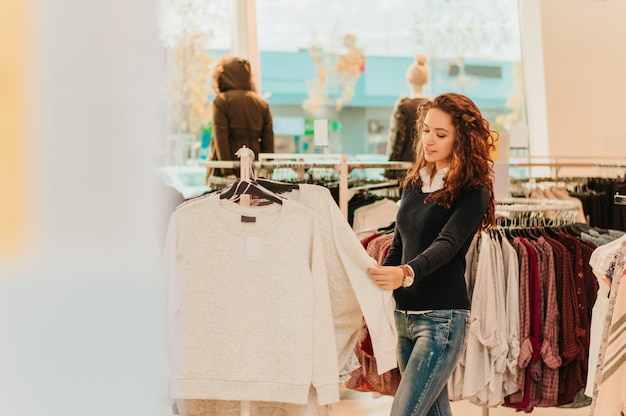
[368,93,497,416]
[209,55,274,177]
[385,55,430,181]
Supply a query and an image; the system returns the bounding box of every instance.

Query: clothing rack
[478,198,582,416]
[509,157,626,178]
[509,176,593,186]
[495,197,580,228]
[201,154,411,218]
[257,153,409,217]
[509,176,626,231]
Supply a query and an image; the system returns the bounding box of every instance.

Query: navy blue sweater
[383,185,490,311]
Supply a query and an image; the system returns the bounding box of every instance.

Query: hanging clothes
[165,182,399,416]
[165,195,339,406]
[510,176,626,231]
[586,233,626,399]
[588,235,626,415]
[448,232,509,406]
[449,224,614,412]
[593,255,626,415]
[528,237,560,408]
[352,198,398,238]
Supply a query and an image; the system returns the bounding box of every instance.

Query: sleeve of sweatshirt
[322,188,398,375]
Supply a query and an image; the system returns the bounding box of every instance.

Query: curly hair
[403,92,496,231]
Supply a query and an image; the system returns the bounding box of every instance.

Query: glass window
[159,0,528,165]
[255,0,527,159]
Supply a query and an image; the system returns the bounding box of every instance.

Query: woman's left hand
[367,265,404,290]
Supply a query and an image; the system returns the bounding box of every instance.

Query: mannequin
[405,55,429,97]
[385,54,429,180]
[208,55,274,178]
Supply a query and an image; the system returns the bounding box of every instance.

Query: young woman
[368,92,497,416]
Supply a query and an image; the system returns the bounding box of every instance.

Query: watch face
[403,275,414,287]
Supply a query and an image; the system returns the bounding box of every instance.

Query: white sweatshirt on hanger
[165,195,340,405]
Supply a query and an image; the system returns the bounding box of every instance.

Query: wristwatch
[400,265,414,288]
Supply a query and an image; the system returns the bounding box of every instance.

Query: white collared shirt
[419,166,448,192]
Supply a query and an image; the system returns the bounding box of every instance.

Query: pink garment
[365,233,394,265]
[534,238,561,408]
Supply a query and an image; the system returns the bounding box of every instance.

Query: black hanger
[545,225,562,238]
[584,224,607,234]
[218,180,239,200]
[563,223,582,237]
[256,178,300,193]
[489,228,502,243]
[521,227,537,240]
[377,221,396,234]
[219,179,284,205]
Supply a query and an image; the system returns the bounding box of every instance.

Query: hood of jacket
[217,57,253,92]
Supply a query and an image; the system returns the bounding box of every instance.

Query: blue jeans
[391,309,469,416]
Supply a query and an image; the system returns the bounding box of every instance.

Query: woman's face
[421,108,455,171]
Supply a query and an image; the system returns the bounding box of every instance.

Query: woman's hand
[367,265,405,290]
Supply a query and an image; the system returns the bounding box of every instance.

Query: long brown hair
[403,92,496,231]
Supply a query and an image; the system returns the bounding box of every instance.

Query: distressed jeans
[390,309,469,416]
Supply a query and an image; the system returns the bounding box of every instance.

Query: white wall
[539,0,626,158]
[519,0,550,161]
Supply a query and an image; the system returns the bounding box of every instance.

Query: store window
[159,0,528,164]
[159,0,230,164]
[255,0,528,159]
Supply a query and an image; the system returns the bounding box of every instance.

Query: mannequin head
[405,54,429,98]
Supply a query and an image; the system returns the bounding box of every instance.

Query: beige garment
[530,187,546,199]
[449,233,507,406]
[501,236,521,396]
[529,188,556,220]
[352,199,398,237]
[365,233,394,266]
[550,186,587,224]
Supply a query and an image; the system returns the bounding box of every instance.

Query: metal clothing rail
[509,157,626,178]
[495,198,580,228]
[495,197,579,212]
[201,155,411,218]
